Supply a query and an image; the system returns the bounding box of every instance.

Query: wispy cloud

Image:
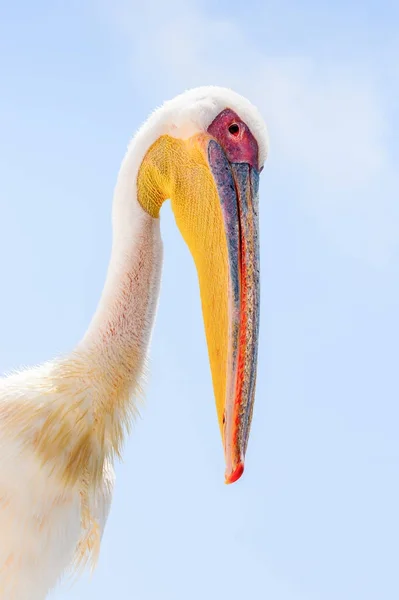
[100,0,399,266]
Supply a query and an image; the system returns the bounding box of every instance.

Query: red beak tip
[225,462,245,485]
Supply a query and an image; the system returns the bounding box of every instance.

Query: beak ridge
[208,141,261,484]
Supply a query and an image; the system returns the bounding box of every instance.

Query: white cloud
[99,0,399,265]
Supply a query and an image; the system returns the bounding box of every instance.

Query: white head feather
[118,86,269,197]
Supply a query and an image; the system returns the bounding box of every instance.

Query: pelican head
[128,86,268,484]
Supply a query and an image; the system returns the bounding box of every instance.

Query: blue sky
[0,1,398,598]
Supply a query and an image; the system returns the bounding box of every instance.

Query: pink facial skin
[207,108,260,171]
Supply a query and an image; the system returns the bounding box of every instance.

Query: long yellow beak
[137,134,261,483]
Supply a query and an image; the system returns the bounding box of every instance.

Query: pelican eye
[228,123,240,136]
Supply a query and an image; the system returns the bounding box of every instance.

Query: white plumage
[0,360,116,599]
[0,86,268,599]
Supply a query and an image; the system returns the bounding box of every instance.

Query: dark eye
[228,123,240,136]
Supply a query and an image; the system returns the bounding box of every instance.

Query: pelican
[0,86,268,599]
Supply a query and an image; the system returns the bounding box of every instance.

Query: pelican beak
[207,140,260,484]
[138,131,260,483]
[168,135,261,484]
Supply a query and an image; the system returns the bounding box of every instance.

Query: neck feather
[78,150,163,400]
